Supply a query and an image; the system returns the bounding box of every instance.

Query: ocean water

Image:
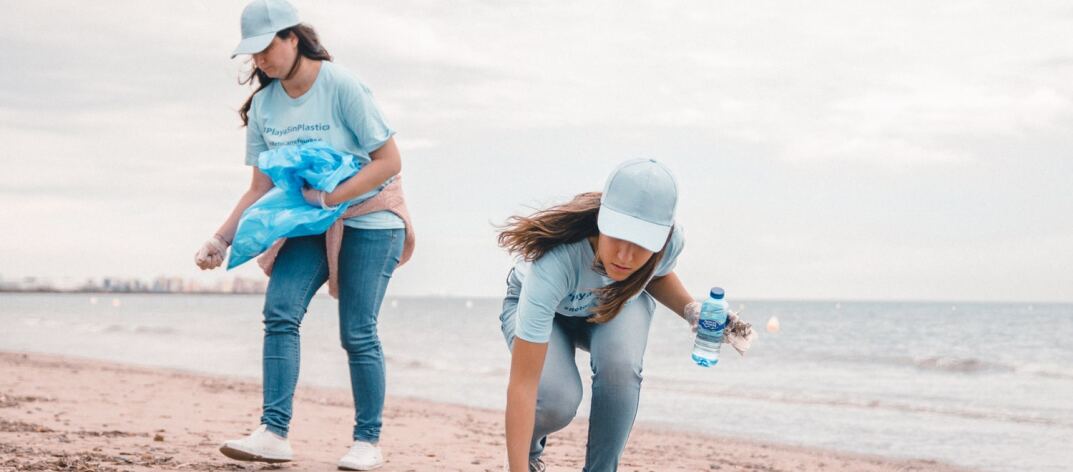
[1,293,1070,471]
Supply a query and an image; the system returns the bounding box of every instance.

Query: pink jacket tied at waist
[256,176,415,298]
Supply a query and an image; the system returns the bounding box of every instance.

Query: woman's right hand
[194,235,230,270]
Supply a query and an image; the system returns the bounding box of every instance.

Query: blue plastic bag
[227,142,362,269]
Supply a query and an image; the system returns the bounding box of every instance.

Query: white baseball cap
[231,0,301,59]
[597,159,678,252]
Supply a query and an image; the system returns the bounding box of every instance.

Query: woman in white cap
[194,0,413,469]
[498,159,700,471]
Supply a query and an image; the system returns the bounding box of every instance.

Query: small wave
[809,353,1065,380]
[1016,363,1073,380]
[912,356,1013,374]
[133,326,176,335]
[101,325,176,335]
[912,356,1073,381]
[385,356,507,377]
[647,380,1073,429]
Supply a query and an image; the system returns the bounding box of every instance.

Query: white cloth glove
[724,309,758,356]
[684,301,758,356]
[194,235,229,270]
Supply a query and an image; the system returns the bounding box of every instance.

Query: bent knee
[535,385,582,430]
[262,304,303,335]
[592,358,644,387]
[340,328,381,353]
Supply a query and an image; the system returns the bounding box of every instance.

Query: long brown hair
[498,192,671,324]
[239,24,332,126]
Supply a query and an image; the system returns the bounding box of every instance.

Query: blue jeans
[260,227,404,442]
[500,269,656,472]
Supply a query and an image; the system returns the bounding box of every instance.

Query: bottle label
[698,319,726,332]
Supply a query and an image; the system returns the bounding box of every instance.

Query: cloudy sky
[2,1,1071,302]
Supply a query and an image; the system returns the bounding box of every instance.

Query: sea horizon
[5,289,1072,306]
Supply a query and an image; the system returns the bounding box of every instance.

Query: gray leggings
[500,269,656,472]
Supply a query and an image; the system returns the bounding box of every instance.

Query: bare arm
[213,167,274,243]
[646,271,695,321]
[505,338,548,471]
[323,137,402,206]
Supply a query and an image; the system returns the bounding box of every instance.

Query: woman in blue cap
[193,0,411,469]
[498,159,702,472]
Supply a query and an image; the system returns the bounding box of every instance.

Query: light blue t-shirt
[512,226,685,343]
[245,61,404,229]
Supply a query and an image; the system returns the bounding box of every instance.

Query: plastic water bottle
[691,287,728,367]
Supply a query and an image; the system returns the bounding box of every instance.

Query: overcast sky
[2,1,1071,302]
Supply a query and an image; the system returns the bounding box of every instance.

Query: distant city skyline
[0,274,267,294]
[2,1,1071,303]
[4,274,1071,305]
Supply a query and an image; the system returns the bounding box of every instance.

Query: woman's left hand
[301,186,332,208]
[301,186,321,207]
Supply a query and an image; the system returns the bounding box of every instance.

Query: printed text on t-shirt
[264,123,332,147]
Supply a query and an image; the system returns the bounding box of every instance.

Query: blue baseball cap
[231,0,301,59]
[597,159,678,252]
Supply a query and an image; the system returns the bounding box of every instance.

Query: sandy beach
[0,351,972,472]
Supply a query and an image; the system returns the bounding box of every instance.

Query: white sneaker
[219,424,293,463]
[337,440,384,470]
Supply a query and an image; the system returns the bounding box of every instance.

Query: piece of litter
[766,316,780,333]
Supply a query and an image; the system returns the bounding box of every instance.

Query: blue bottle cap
[710,287,725,299]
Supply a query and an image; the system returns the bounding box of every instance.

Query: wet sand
[0,352,973,471]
